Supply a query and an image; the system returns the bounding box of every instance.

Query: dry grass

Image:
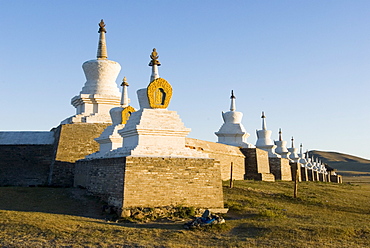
[1,181,370,248]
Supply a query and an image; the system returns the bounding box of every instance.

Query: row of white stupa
[61,20,328,175]
[213,91,328,174]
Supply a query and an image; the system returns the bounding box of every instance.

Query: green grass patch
[1,181,370,247]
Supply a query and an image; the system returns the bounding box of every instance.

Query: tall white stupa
[288,137,300,162]
[255,112,280,158]
[298,144,308,165]
[62,20,121,124]
[215,91,254,148]
[274,128,290,158]
[305,150,313,169]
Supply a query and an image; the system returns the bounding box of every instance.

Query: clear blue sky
[1,0,369,159]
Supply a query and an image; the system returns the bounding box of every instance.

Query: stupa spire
[120,77,130,107]
[291,137,295,148]
[61,19,121,124]
[274,128,290,158]
[230,90,236,111]
[149,48,161,82]
[261,111,267,130]
[97,19,108,59]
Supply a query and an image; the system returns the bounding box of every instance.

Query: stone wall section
[75,157,125,207]
[53,123,109,162]
[301,167,308,181]
[319,173,326,182]
[313,171,319,181]
[49,123,109,186]
[326,174,331,182]
[123,156,224,209]
[241,148,275,181]
[185,138,245,180]
[290,162,302,182]
[330,175,342,183]
[269,157,292,181]
[307,169,314,181]
[0,145,54,186]
[75,156,224,209]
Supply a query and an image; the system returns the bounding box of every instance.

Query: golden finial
[98,19,106,33]
[121,77,129,87]
[261,111,266,118]
[149,48,161,66]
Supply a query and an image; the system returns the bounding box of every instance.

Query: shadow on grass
[84,219,187,231]
[229,223,270,238]
[0,187,104,219]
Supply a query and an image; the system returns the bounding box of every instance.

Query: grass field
[1,180,369,248]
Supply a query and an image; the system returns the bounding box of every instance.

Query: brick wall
[301,167,308,181]
[185,138,245,180]
[53,123,110,162]
[269,157,292,181]
[75,156,224,209]
[0,145,54,186]
[330,175,342,183]
[49,123,110,186]
[75,157,125,207]
[240,148,274,181]
[290,162,302,182]
[307,169,314,181]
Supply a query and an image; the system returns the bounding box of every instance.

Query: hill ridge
[308,150,370,173]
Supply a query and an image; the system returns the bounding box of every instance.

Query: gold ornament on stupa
[147,48,172,109]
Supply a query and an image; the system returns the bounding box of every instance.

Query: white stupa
[86,77,136,159]
[105,49,207,158]
[298,144,308,165]
[317,158,325,173]
[288,137,300,162]
[305,151,313,169]
[62,20,121,124]
[274,128,290,158]
[255,112,280,158]
[215,91,254,148]
[311,156,319,171]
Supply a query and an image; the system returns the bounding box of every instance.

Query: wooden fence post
[229,162,234,188]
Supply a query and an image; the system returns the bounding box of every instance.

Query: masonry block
[241,148,274,181]
[185,138,245,180]
[75,156,225,209]
[269,157,292,181]
[290,162,302,182]
[300,166,308,181]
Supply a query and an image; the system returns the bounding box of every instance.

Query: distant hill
[308,150,370,173]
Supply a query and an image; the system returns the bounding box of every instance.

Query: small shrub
[174,206,196,218]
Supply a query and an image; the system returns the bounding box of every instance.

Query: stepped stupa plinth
[274,128,290,158]
[62,20,121,124]
[106,49,207,158]
[255,112,280,158]
[215,91,254,148]
[86,77,136,159]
